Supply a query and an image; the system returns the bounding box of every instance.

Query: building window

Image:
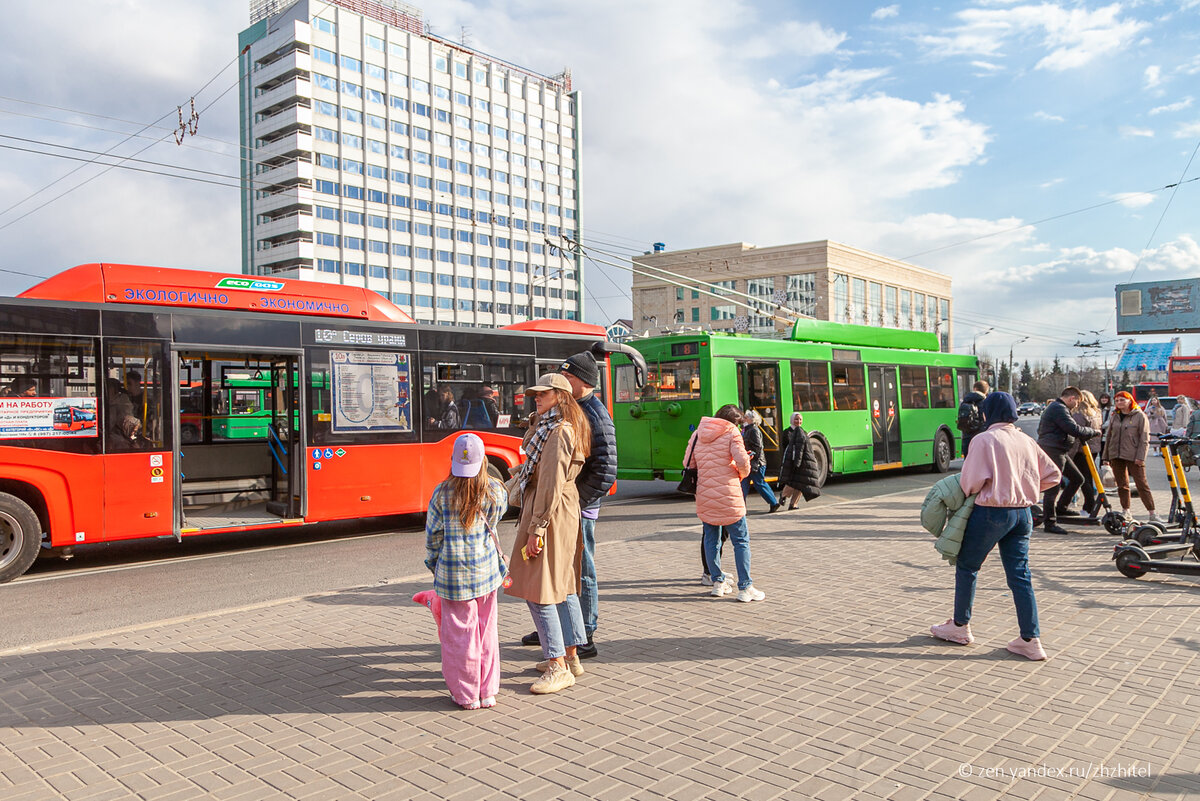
[714,280,736,296]
[832,274,849,324]
[899,289,912,329]
[914,293,926,331]
[786,273,817,317]
[691,307,699,323]
[711,304,736,322]
[317,258,339,273]
[939,299,950,351]
[852,278,867,325]
[312,17,336,35]
[885,286,898,328]
[746,277,775,334]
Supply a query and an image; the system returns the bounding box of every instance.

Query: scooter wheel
[1115,551,1147,579]
[1144,520,1168,534]
[1102,511,1127,536]
[1131,525,1163,547]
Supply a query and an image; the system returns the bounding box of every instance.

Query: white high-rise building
[238,0,582,326]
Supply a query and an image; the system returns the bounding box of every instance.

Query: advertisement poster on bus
[1116,279,1200,334]
[0,397,98,439]
[330,351,412,433]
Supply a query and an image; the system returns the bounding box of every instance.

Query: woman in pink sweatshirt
[930,392,1061,660]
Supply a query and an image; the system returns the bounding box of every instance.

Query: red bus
[0,263,644,583]
[1168,356,1200,401]
[52,404,98,432]
[1133,381,1170,409]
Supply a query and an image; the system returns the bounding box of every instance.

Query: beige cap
[527,373,572,393]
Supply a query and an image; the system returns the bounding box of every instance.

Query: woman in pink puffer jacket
[683,404,766,602]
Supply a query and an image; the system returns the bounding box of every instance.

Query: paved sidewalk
[2,484,1198,801]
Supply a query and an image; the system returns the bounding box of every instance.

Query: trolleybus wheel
[0,493,42,584]
[811,440,830,488]
[930,431,952,473]
[1115,551,1147,579]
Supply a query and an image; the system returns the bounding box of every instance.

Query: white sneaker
[701,573,714,586]
[1121,509,1132,522]
[710,579,733,597]
[1148,513,1165,524]
[736,585,766,603]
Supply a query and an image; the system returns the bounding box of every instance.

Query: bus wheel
[930,431,952,473]
[811,441,830,488]
[0,493,42,584]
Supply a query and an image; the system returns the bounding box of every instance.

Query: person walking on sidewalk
[504,374,591,695]
[777,411,822,510]
[423,433,509,710]
[684,404,766,602]
[1035,386,1100,535]
[956,380,989,456]
[741,410,781,513]
[930,392,1061,661]
[519,352,617,661]
[1102,391,1161,524]
[1145,396,1168,437]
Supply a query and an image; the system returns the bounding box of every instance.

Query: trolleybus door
[868,365,901,466]
[737,362,783,479]
[267,356,304,519]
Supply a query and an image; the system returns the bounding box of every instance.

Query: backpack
[956,398,984,434]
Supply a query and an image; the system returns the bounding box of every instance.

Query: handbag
[1100,464,1117,491]
[677,437,698,495]
[504,473,523,507]
[485,519,511,587]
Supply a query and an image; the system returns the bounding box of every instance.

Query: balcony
[255,240,315,270]
[254,158,313,193]
[253,132,312,167]
[253,48,312,94]
[253,19,311,65]
[254,76,311,118]
[254,213,314,243]
[254,185,314,217]
[255,104,312,143]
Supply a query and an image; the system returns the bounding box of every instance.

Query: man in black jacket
[957,380,989,456]
[1036,386,1100,535]
[520,351,617,659]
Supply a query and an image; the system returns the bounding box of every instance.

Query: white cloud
[1110,191,1156,208]
[970,60,1005,73]
[919,3,1149,72]
[1144,65,1163,89]
[872,5,900,19]
[1034,110,1065,122]
[1119,125,1155,137]
[744,20,847,59]
[1039,177,1065,189]
[1150,97,1193,115]
[1174,121,1200,138]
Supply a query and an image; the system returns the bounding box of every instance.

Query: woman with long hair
[1173,394,1193,431]
[740,409,781,513]
[504,373,592,694]
[423,433,509,709]
[1102,391,1161,523]
[1145,395,1168,437]
[1068,390,1103,517]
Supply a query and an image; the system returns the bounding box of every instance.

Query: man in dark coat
[1036,386,1101,535]
[957,380,989,456]
[778,411,822,510]
[520,351,617,660]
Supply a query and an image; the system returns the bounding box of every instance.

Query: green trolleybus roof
[789,318,939,351]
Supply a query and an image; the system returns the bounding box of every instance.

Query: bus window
[104,341,166,451]
[956,369,978,403]
[210,362,274,442]
[928,368,955,408]
[900,365,929,409]
[421,353,533,435]
[790,360,830,412]
[831,363,865,411]
[0,334,98,453]
[657,360,701,401]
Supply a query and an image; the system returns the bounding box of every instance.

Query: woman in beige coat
[504,373,591,694]
[1102,391,1160,523]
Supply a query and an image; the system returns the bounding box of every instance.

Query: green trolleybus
[610,318,979,485]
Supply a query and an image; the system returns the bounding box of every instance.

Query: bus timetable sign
[215,277,285,292]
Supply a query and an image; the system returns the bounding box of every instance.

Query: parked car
[1018,402,1039,416]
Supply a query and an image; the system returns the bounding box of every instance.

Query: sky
[1,0,1200,371]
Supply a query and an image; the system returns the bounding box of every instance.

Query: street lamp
[1008,336,1029,395]
[972,326,994,355]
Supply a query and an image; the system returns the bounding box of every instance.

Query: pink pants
[439,591,500,706]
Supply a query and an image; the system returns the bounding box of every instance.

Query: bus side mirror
[592,341,647,389]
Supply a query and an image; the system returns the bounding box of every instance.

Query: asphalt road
[0,464,954,652]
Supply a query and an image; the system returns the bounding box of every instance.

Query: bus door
[737,362,782,478]
[267,356,304,519]
[868,365,901,466]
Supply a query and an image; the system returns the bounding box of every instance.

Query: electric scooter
[1125,434,1190,546]
[1113,436,1200,579]
[1068,442,1133,537]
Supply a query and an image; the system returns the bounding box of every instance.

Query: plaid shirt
[424,477,508,601]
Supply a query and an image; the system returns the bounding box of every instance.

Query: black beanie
[559,352,599,387]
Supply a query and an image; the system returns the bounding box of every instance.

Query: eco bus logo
[215,277,286,292]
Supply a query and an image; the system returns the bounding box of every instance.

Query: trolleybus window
[831,363,866,411]
[929,368,955,408]
[633,359,701,402]
[955,369,978,402]
[790,360,830,411]
[0,334,99,453]
[900,365,929,409]
[613,363,639,403]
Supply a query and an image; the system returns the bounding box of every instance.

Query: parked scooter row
[1112,433,1200,579]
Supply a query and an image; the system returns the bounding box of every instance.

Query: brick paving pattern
[2,485,1197,800]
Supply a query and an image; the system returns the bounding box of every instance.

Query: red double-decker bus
[0,263,643,583]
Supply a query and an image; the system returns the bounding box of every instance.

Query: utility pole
[1009,336,1029,395]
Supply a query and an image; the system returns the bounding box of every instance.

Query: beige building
[631,240,954,351]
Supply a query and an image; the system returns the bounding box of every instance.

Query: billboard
[1115,279,1200,335]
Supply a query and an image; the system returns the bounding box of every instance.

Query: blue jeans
[579,516,598,636]
[703,517,752,590]
[954,506,1040,639]
[526,595,586,660]
[742,465,779,507]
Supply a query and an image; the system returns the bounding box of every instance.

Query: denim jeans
[579,516,598,636]
[526,595,586,660]
[954,505,1040,639]
[703,516,752,590]
[741,465,779,507]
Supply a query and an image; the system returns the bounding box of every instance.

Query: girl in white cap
[424,432,509,709]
